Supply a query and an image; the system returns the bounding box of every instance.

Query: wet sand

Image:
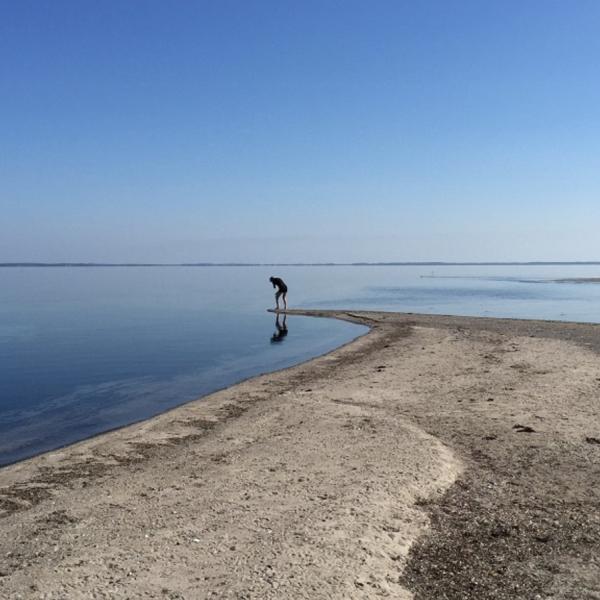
[1,310,600,599]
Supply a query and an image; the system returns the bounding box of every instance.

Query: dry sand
[1,310,600,599]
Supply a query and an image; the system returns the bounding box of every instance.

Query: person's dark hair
[269,276,274,282]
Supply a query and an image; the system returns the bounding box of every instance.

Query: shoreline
[1,311,600,598]
[0,313,368,470]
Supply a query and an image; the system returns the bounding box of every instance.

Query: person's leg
[282,292,287,311]
[275,291,282,310]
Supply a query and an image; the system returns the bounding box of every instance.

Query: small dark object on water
[585,436,600,445]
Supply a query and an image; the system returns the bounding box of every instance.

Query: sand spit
[554,277,600,284]
[1,311,600,599]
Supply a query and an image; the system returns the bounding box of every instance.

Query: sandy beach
[1,310,600,599]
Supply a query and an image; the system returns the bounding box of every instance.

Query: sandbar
[1,310,600,599]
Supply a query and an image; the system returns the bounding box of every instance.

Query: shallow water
[0,267,366,466]
[2,264,600,466]
[299,264,600,323]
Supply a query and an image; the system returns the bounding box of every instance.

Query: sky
[1,0,600,263]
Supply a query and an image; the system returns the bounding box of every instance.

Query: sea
[2,263,600,467]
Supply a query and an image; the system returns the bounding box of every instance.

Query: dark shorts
[275,288,287,298]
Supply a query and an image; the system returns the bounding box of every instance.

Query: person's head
[269,276,274,283]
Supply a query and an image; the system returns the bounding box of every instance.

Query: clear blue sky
[2,0,599,262]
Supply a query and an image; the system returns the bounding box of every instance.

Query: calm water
[2,264,600,466]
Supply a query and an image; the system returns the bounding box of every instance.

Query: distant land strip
[2,262,600,268]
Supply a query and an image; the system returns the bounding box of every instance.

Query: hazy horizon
[0,260,600,267]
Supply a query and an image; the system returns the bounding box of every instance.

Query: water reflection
[270,313,288,343]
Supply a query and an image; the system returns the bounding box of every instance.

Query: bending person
[269,276,288,311]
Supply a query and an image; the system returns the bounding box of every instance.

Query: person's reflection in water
[270,313,288,343]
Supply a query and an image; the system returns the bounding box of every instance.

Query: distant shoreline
[3,261,600,268]
[554,277,600,283]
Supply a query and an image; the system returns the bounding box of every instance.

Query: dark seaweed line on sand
[401,447,600,599]
[395,316,600,599]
